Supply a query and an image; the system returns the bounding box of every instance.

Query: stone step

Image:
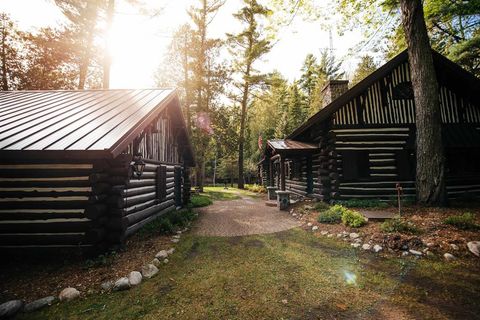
[265,200,277,207]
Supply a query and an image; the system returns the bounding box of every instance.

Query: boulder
[349,233,360,239]
[128,271,142,286]
[155,250,169,259]
[320,231,328,236]
[351,243,361,248]
[373,245,383,253]
[409,249,422,256]
[163,258,169,264]
[402,251,409,257]
[467,241,480,257]
[311,226,319,231]
[141,264,159,279]
[59,287,80,301]
[450,244,459,251]
[362,244,371,250]
[24,296,55,313]
[0,300,24,318]
[444,253,456,261]
[151,258,161,267]
[113,277,131,291]
[171,239,180,243]
[167,248,175,255]
[100,281,114,291]
[307,222,313,227]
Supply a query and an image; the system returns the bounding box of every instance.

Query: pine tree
[286,81,306,133]
[228,0,272,189]
[0,13,24,90]
[351,55,378,85]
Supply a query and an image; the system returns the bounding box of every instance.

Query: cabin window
[342,151,370,181]
[446,148,480,176]
[293,161,302,179]
[392,81,414,100]
[156,165,167,200]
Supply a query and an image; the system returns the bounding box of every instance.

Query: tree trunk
[102,0,115,89]
[400,0,446,206]
[237,81,249,189]
[1,29,8,91]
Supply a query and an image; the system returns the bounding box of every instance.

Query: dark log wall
[284,157,309,196]
[325,61,480,200]
[0,161,105,250]
[0,109,192,251]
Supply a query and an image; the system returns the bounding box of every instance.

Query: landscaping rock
[113,277,131,291]
[337,233,343,238]
[307,222,313,227]
[351,243,361,248]
[426,242,434,248]
[59,287,80,301]
[304,205,314,211]
[100,281,114,291]
[0,300,24,318]
[467,241,480,257]
[362,244,371,250]
[373,245,383,253]
[173,235,181,239]
[141,264,159,279]
[171,239,180,243]
[128,271,142,286]
[152,258,161,267]
[402,251,409,257]
[354,238,362,244]
[167,248,175,255]
[311,226,318,231]
[155,250,169,259]
[409,249,422,256]
[24,296,55,313]
[163,258,169,264]
[450,244,459,251]
[426,251,435,257]
[349,233,360,239]
[444,253,456,261]
[327,234,333,238]
[320,231,328,236]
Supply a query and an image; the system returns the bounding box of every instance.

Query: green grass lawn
[19,228,480,320]
[191,186,260,204]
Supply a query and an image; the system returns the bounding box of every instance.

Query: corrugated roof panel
[0,89,176,154]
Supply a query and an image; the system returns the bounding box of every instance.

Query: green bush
[380,218,419,234]
[336,199,389,209]
[444,213,479,230]
[317,205,343,224]
[341,208,367,228]
[314,201,330,212]
[138,208,197,237]
[189,194,213,208]
[245,184,266,193]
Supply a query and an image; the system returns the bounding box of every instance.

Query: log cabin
[0,89,195,252]
[259,50,480,202]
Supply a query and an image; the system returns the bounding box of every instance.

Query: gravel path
[193,193,301,237]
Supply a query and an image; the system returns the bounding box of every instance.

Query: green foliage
[380,218,419,234]
[139,209,197,238]
[336,199,389,209]
[351,55,379,85]
[314,201,330,211]
[245,184,267,193]
[317,205,343,224]
[341,208,367,228]
[444,213,479,230]
[189,194,213,208]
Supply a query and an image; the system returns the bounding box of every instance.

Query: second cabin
[259,50,480,202]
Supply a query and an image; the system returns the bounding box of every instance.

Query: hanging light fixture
[132,153,145,179]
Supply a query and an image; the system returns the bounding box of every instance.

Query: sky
[1,0,378,89]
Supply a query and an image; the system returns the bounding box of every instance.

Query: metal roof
[0,89,185,159]
[267,139,319,151]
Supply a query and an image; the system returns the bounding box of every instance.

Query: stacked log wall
[0,161,106,250]
[285,157,309,196]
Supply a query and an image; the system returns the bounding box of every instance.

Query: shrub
[380,218,419,234]
[245,184,266,193]
[189,194,213,208]
[317,205,343,224]
[336,199,389,209]
[341,208,367,228]
[314,201,330,212]
[444,213,479,230]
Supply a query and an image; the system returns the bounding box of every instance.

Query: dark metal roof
[267,139,319,151]
[0,89,193,161]
[288,50,480,139]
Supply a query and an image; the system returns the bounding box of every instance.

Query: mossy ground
[19,228,480,320]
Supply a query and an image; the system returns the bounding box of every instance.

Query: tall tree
[102,0,115,89]
[351,54,378,85]
[228,0,272,189]
[299,53,318,104]
[400,0,446,205]
[54,0,101,89]
[0,13,23,91]
[286,81,306,133]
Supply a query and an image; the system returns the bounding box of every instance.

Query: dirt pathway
[193,192,301,237]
